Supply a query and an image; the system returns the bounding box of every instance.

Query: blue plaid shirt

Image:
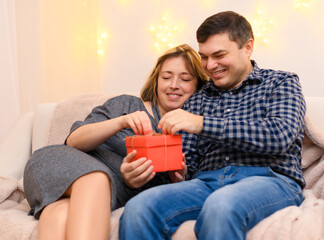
[182,61,306,188]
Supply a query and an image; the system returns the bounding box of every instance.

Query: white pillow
[0,113,34,180]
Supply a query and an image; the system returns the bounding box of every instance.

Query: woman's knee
[68,171,111,195]
[85,171,110,184]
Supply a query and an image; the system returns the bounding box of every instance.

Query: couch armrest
[305,97,324,135]
[0,113,34,180]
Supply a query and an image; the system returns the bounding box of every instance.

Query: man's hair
[196,11,254,48]
[141,44,209,102]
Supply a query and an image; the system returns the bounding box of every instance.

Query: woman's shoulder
[100,94,144,112]
[106,94,141,104]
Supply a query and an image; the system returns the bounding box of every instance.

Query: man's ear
[244,38,254,57]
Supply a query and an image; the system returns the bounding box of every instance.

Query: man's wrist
[195,115,204,134]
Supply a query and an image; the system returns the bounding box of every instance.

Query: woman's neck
[142,101,154,116]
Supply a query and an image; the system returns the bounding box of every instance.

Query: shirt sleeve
[199,73,306,155]
[181,100,201,179]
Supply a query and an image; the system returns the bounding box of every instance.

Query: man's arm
[158,101,202,179]
[158,74,306,156]
[199,74,306,155]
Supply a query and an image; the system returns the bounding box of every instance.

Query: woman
[23,44,208,240]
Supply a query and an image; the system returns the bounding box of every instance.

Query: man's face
[198,33,253,90]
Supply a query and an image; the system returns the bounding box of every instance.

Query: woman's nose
[170,78,179,89]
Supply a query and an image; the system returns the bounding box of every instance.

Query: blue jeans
[119,166,303,240]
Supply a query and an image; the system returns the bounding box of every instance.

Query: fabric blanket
[246,115,324,240]
[0,177,38,240]
[0,113,324,240]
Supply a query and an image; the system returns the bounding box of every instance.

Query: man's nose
[207,59,218,71]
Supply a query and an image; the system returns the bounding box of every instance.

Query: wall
[0,0,20,141]
[16,0,324,107]
[98,0,324,98]
[1,0,324,140]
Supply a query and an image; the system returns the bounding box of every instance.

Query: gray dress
[23,95,171,219]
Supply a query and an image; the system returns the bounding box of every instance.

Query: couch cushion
[46,93,111,146]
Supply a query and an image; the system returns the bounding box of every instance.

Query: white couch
[1,93,324,240]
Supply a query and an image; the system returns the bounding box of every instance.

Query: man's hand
[168,154,187,183]
[120,150,156,188]
[158,109,203,135]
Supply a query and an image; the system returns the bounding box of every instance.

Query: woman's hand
[168,154,187,183]
[120,150,156,189]
[158,109,203,135]
[122,111,154,135]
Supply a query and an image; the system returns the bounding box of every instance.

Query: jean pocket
[265,167,302,195]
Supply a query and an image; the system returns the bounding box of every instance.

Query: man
[119,11,306,240]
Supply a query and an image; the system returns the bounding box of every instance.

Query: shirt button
[225,156,230,161]
[226,108,231,112]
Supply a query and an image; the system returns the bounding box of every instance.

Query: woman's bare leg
[38,198,69,240]
[38,171,111,240]
[66,171,111,240]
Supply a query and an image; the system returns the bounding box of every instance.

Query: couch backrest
[32,93,111,152]
[33,95,324,152]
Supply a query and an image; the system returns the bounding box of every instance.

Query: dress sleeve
[64,95,139,143]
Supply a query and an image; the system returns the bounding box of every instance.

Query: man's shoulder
[186,87,205,103]
[254,65,298,82]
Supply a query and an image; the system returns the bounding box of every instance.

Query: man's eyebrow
[199,50,226,56]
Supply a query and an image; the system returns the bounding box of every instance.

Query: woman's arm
[66,116,125,152]
[67,111,153,152]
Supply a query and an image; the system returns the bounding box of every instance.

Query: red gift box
[125,134,183,172]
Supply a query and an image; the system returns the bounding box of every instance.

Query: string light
[149,16,179,52]
[250,8,273,45]
[97,31,108,55]
[294,0,310,9]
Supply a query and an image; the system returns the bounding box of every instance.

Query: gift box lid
[125,134,182,148]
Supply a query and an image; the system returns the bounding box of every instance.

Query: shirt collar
[204,60,262,96]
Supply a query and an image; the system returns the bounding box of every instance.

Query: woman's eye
[162,77,170,80]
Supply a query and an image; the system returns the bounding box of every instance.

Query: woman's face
[157,56,198,116]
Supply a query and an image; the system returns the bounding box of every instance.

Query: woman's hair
[196,11,254,48]
[141,44,209,102]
